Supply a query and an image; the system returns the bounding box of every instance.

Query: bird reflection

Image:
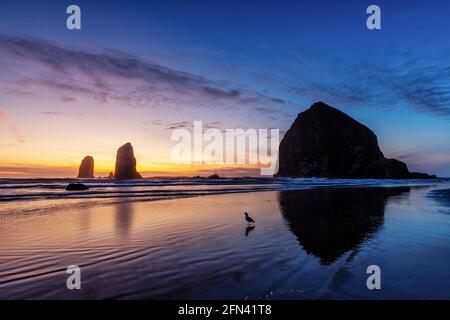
[278,187,410,265]
[245,225,255,237]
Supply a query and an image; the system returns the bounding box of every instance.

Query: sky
[0,0,449,177]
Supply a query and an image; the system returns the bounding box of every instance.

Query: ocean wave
[0,177,446,203]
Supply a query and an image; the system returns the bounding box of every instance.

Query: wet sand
[1,186,450,299]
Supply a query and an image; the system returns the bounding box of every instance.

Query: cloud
[142,119,225,131]
[388,143,450,164]
[0,34,287,112]
[166,121,193,130]
[289,56,450,117]
[164,120,223,130]
[0,165,74,177]
[142,120,163,126]
[40,111,71,116]
[60,96,77,103]
[4,89,33,97]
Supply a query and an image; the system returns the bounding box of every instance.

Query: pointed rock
[114,143,142,180]
[77,156,94,178]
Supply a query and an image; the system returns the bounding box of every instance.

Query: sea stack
[276,102,436,179]
[114,143,142,180]
[77,156,94,178]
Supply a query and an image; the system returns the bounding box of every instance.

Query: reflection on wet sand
[245,225,255,237]
[278,187,410,265]
[115,201,134,237]
[2,185,450,299]
[428,188,450,208]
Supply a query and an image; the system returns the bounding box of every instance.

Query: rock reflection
[115,201,134,237]
[278,187,410,265]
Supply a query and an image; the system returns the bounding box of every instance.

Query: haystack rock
[77,156,94,178]
[276,102,436,179]
[114,143,142,180]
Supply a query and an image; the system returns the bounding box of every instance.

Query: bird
[244,212,255,224]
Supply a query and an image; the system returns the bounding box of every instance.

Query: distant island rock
[77,156,94,178]
[66,183,89,191]
[114,143,142,180]
[276,102,436,179]
[207,174,222,179]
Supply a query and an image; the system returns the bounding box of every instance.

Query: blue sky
[0,0,449,176]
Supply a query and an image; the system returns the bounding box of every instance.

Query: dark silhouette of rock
[108,172,114,179]
[66,183,89,191]
[207,174,221,179]
[77,156,94,178]
[408,172,437,179]
[114,143,142,180]
[276,102,436,179]
[279,187,410,264]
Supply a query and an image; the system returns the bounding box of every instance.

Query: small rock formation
[276,102,436,179]
[207,174,221,179]
[108,172,114,179]
[77,156,94,178]
[66,183,89,191]
[114,143,142,180]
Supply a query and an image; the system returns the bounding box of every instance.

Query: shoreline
[1,179,449,218]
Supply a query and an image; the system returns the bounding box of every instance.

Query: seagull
[244,212,255,224]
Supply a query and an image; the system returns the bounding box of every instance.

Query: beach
[1,178,450,299]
